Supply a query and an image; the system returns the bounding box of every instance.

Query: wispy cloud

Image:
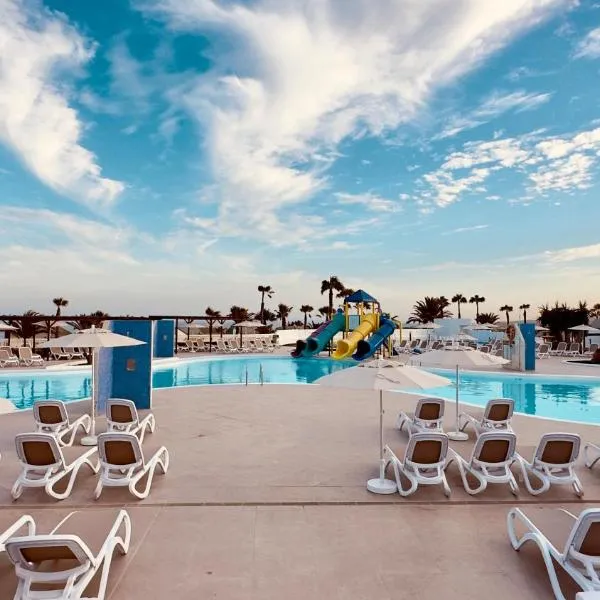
[0,0,124,207]
[137,0,570,245]
[441,224,489,235]
[543,243,600,263]
[334,192,401,213]
[574,27,600,58]
[435,90,552,139]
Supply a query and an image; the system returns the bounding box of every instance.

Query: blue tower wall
[154,320,175,358]
[519,323,536,371]
[109,320,153,410]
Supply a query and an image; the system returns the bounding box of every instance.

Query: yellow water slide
[332,313,379,360]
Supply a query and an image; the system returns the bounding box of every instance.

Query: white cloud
[418,126,600,206]
[0,0,124,206]
[436,90,552,139]
[420,167,490,207]
[543,243,600,262]
[574,27,600,58]
[137,0,569,244]
[334,192,400,213]
[441,224,489,235]
[529,152,595,192]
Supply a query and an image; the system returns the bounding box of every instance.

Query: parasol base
[447,430,469,441]
[80,435,98,446]
[367,478,398,494]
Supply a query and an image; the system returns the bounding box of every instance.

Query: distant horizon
[1,1,600,313]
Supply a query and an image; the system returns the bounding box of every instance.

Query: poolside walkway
[0,384,598,598]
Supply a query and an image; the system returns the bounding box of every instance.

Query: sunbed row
[181,337,277,353]
[12,398,169,501]
[385,396,600,499]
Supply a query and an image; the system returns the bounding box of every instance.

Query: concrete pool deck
[0,384,599,598]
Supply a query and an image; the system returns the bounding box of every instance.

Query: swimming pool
[1,357,600,424]
[0,357,354,410]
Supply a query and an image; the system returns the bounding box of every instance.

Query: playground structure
[292,290,396,361]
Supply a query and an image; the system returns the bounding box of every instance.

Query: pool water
[1,357,600,424]
[0,357,354,410]
[421,369,600,424]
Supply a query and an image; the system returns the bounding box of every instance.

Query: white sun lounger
[384,432,451,497]
[17,347,44,367]
[106,398,156,444]
[0,348,19,368]
[50,347,72,360]
[12,433,99,500]
[5,509,131,600]
[0,514,35,553]
[448,431,518,495]
[508,507,600,600]
[95,432,169,500]
[396,398,445,434]
[458,398,514,436]
[537,343,551,359]
[583,440,600,470]
[516,433,582,497]
[550,342,568,356]
[33,399,91,447]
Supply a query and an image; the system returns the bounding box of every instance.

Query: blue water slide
[291,310,346,358]
[352,316,396,361]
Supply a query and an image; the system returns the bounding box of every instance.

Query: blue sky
[1,0,600,320]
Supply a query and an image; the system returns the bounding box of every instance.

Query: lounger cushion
[540,440,576,464]
[109,404,135,424]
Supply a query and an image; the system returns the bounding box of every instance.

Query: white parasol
[316,359,450,494]
[410,348,509,441]
[39,326,145,445]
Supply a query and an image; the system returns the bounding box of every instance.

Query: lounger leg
[507,509,568,600]
[130,447,169,499]
[584,443,600,469]
[518,459,548,496]
[11,476,25,500]
[572,473,584,498]
[395,413,407,431]
[95,510,132,600]
[47,454,99,500]
[454,456,487,495]
[137,414,156,444]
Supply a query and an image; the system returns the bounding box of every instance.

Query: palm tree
[589,303,600,320]
[257,285,274,324]
[52,297,69,317]
[519,303,531,323]
[276,304,293,330]
[469,295,485,318]
[499,305,513,325]
[261,308,276,323]
[451,294,467,319]
[318,306,330,321]
[204,307,221,346]
[300,305,314,329]
[476,312,499,325]
[229,306,251,322]
[408,297,452,324]
[9,310,43,347]
[320,276,346,319]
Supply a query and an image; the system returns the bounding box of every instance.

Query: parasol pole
[367,386,397,494]
[447,363,468,441]
[81,346,99,446]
